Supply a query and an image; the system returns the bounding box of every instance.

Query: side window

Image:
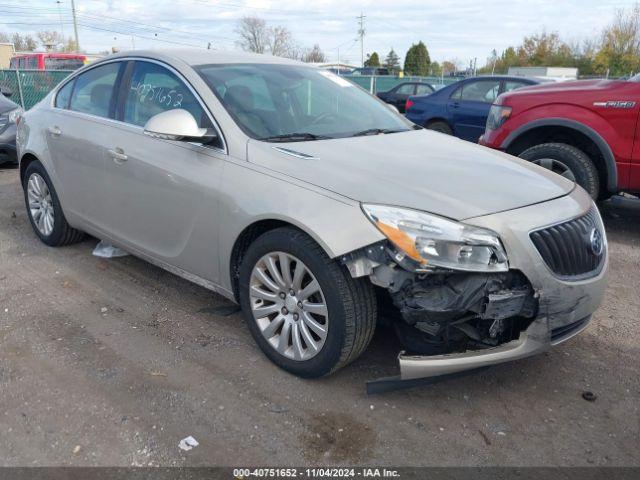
[415,84,433,95]
[459,80,501,103]
[69,62,120,118]
[503,81,530,93]
[124,61,212,130]
[395,83,415,95]
[55,80,74,109]
[450,86,462,100]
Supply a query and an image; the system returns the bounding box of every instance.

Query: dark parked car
[0,87,21,165]
[376,82,435,113]
[351,67,391,76]
[405,76,541,142]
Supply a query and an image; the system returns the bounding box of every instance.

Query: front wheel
[519,143,600,199]
[238,227,377,378]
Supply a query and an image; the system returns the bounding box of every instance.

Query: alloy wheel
[249,252,329,361]
[532,157,577,182]
[27,173,55,236]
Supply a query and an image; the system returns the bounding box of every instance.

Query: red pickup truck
[479,76,640,199]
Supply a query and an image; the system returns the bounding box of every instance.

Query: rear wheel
[22,160,84,246]
[519,143,600,199]
[238,227,377,378]
[426,120,453,135]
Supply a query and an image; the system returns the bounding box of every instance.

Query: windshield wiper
[260,132,333,142]
[350,128,408,137]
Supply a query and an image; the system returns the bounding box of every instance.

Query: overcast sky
[1,0,635,66]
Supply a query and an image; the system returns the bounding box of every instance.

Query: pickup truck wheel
[22,160,84,247]
[238,227,377,378]
[519,143,600,199]
[426,121,453,135]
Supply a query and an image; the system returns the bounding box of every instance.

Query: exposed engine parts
[342,242,539,354]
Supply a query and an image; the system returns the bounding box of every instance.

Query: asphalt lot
[0,165,638,467]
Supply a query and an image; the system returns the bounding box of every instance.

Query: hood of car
[500,79,623,100]
[247,129,574,221]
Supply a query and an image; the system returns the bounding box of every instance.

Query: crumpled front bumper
[396,186,608,381]
[399,314,590,379]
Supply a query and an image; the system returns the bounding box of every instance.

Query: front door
[103,60,227,283]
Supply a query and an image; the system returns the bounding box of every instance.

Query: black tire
[519,143,600,199]
[238,227,377,378]
[22,160,84,247]
[426,120,453,135]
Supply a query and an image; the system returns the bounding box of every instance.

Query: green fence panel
[0,69,73,110]
[343,75,463,93]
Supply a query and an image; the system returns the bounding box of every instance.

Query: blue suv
[405,76,540,142]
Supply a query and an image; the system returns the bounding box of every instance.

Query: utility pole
[56,1,65,38]
[70,0,80,52]
[357,12,365,68]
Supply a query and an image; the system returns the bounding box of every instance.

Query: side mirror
[143,109,214,142]
[0,87,13,98]
[386,103,400,114]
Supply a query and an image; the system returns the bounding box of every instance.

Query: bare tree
[37,30,64,51]
[302,44,326,63]
[268,25,296,58]
[11,32,37,51]
[236,16,300,59]
[236,16,268,54]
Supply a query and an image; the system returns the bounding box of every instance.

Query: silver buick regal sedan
[17,50,608,382]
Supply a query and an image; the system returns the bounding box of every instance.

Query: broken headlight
[362,204,508,272]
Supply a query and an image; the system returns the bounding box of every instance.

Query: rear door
[45,60,125,231]
[103,59,227,282]
[448,79,501,142]
[390,83,416,112]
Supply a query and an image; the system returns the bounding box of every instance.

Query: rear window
[45,57,85,71]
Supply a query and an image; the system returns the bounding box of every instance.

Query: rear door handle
[108,148,128,164]
[48,126,62,137]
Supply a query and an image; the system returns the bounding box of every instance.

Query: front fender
[500,106,622,192]
[217,158,385,293]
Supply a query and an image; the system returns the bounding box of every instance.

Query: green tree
[385,48,400,73]
[594,3,640,76]
[364,51,380,67]
[403,41,431,76]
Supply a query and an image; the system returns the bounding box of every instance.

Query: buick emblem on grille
[589,228,604,256]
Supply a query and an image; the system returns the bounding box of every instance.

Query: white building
[507,66,578,82]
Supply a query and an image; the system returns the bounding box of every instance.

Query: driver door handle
[108,148,128,164]
[48,126,62,137]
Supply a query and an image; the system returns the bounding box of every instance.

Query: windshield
[196,63,412,141]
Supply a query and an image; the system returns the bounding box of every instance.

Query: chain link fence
[345,75,463,93]
[0,69,463,110]
[0,69,73,110]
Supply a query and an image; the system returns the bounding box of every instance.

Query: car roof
[106,48,303,67]
[462,75,539,82]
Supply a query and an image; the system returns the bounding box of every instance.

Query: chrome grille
[530,209,605,278]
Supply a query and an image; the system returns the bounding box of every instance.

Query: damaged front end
[343,241,538,356]
[342,238,551,392]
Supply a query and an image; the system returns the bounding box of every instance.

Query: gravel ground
[0,166,638,467]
